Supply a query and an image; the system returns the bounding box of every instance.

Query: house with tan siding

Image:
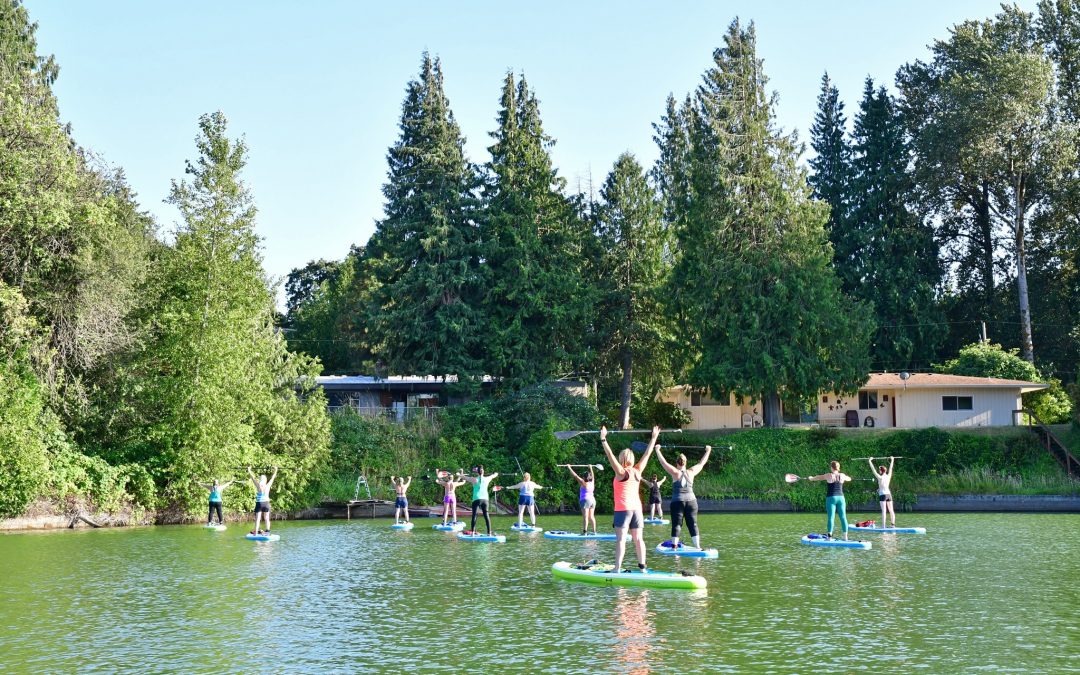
[657,387,771,429]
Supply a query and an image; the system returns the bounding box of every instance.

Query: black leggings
[470,499,491,533]
[670,499,699,539]
[208,502,223,524]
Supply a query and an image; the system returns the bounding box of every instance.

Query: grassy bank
[310,394,1079,514]
[680,426,1077,511]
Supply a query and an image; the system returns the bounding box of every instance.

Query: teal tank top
[209,487,221,503]
[472,476,490,501]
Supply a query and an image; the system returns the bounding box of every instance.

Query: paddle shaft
[554,428,683,440]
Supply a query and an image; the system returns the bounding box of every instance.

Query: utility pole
[981,321,987,343]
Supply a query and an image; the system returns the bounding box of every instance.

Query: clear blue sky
[27,0,1034,305]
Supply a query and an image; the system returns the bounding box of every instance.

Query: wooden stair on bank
[1018,408,1078,477]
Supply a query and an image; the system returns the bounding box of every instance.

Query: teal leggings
[825,495,848,534]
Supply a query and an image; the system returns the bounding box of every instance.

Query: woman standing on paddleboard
[567,465,598,535]
[868,456,896,528]
[246,466,278,535]
[645,475,666,520]
[436,471,465,525]
[601,425,659,572]
[505,473,544,527]
[198,478,234,526]
[463,466,498,535]
[808,461,852,540]
[390,475,412,525]
[655,444,712,549]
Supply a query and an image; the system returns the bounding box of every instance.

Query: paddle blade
[554,430,583,440]
[784,473,801,483]
[593,464,604,471]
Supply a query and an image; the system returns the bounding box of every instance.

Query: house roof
[863,372,1048,393]
[314,375,585,390]
[315,375,494,390]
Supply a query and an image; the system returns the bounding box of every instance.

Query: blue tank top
[256,491,269,503]
[826,477,843,497]
[209,487,221,503]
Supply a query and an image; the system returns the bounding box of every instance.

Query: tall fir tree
[104,112,329,512]
[848,80,945,370]
[594,153,671,428]
[481,72,589,390]
[808,73,858,294]
[366,54,484,385]
[656,20,873,426]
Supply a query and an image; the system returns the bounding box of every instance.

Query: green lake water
[1,513,1077,674]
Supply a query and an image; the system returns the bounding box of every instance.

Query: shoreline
[4,493,1078,532]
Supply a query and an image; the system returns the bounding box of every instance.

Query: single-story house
[660,373,1048,430]
[315,375,587,421]
[657,387,775,430]
[816,373,1048,428]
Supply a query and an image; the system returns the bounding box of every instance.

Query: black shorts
[879,494,892,502]
[254,501,270,513]
[648,496,662,505]
[612,510,643,530]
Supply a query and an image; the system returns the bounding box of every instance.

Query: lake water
[1,513,1077,673]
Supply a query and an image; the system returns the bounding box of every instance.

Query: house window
[691,392,729,406]
[858,391,878,410]
[942,396,973,411]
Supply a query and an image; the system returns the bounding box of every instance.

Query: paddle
[785,473,873,483]
[850,456,907,460]
[553,428,683,441]
[557,463,605,470]
[630,441,732,451]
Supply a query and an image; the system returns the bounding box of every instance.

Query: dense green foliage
[661,427,1073,512]
[847,80,945,370]
[654,21,873,426]
[592,153,672,427]
[365,54,484,386]
[480,73,590,390]
[313,400,1075,514]
[310,385,606,508]
[899,5,1077,365]
[92,113,330,514]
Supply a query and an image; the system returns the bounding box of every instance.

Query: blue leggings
[825,495,848,534]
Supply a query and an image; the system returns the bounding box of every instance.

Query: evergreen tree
[594,153,671,428]
[106,113,329,512]
[366,54,484,385]
[808,73,858,294]
[848,80,945,370]
[656,20,873,426]
[481,72,589,390]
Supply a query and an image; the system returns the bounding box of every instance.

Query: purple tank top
[580,480,594,500]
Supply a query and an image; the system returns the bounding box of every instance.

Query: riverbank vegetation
[3,0,1080,523]
[306,388,1077,515]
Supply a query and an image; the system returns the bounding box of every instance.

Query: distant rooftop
[866,373,1047,393]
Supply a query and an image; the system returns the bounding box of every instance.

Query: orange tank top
[613,467,642,511]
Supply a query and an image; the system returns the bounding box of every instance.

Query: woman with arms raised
[655,444,712,549]
[566,465,598,535]
[601,425,659,572]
